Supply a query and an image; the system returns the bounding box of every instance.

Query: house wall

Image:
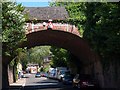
[27,64,39,73]
[30,66,37,73]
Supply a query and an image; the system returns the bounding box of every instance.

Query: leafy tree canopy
[50,1,120,64]
[83,2,120,60]
[2,1,26,58]
[27,46,51,66]
[48,3,120,85]
[50,46,69,67]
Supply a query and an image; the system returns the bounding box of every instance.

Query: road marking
[22,78,26,87]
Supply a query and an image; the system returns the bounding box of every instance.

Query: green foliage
[16,48,28,70]
[50,46,69,67]
[44,65,50,72]
[28,46,51,65]
[9,48,26,67]
[49,46,80,73]
[2,2,26,58]
[83,3,120,61]
[49,1,86,68]
[50,1,120,71]
[65,2,86,37]
[9,59,15,66]
[50,1,86,37]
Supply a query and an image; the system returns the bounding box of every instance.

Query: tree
[2,2,26,59]
[49,1,86,69]
[83,3,120,87]
[50,46,69,67]
[49,1,120,87]
[50,1,120,67]
[49,1,86,37]
[50,1,120,61]
[16,48,28,71]
[27,46,51,66]
[2,1,26,88]
[83,2,120,62]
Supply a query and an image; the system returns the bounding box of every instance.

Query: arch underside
[25,30,97,65]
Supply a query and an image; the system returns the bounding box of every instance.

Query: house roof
[24,7,69,20]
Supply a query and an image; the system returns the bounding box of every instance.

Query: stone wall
[94,60,104,88]
[84,60,120,89]
[8,66,14,84]
[83,60,104,88]
[103,61,120,89]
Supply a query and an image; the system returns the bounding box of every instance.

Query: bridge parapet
[25,23,80,37]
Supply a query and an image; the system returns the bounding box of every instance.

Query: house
[43,55,51,63]
[26,63,39,73]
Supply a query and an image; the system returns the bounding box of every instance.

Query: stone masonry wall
[103,61,120,89]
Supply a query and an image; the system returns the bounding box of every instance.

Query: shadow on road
[5,85,102,90]
[8,83,77,90]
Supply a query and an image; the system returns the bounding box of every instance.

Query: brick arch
[25,29,104,87]
[26,29,95,65]
[2,6,104,89]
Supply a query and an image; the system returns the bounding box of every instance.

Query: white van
[57,70,70,81]
[48,68,56,78]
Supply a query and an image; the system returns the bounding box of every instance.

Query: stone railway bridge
[2,7,104,89]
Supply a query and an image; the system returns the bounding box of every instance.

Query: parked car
[62,74,73,85]
[48,68,56,79]
[40,72,48,77]
[58,70,70,81]
[73,74,98,88]
[35,72,41,78]
[44,72,48,77]
[20,71,25,78]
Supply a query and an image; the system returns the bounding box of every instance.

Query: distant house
[43,55,52,63]
[26,63,39,73]
[42,55,52,71]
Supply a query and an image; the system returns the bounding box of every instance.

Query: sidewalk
[10,78,26,86]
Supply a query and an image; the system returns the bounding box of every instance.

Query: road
[9,73,80,90]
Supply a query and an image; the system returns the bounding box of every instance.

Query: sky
[16,0,120,7]
[16,0,52,7]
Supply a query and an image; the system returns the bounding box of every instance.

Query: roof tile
[24,7,69,20]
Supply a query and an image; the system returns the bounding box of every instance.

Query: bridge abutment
[82,55,104,88]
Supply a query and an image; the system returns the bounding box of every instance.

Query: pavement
[10,78,26,86]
